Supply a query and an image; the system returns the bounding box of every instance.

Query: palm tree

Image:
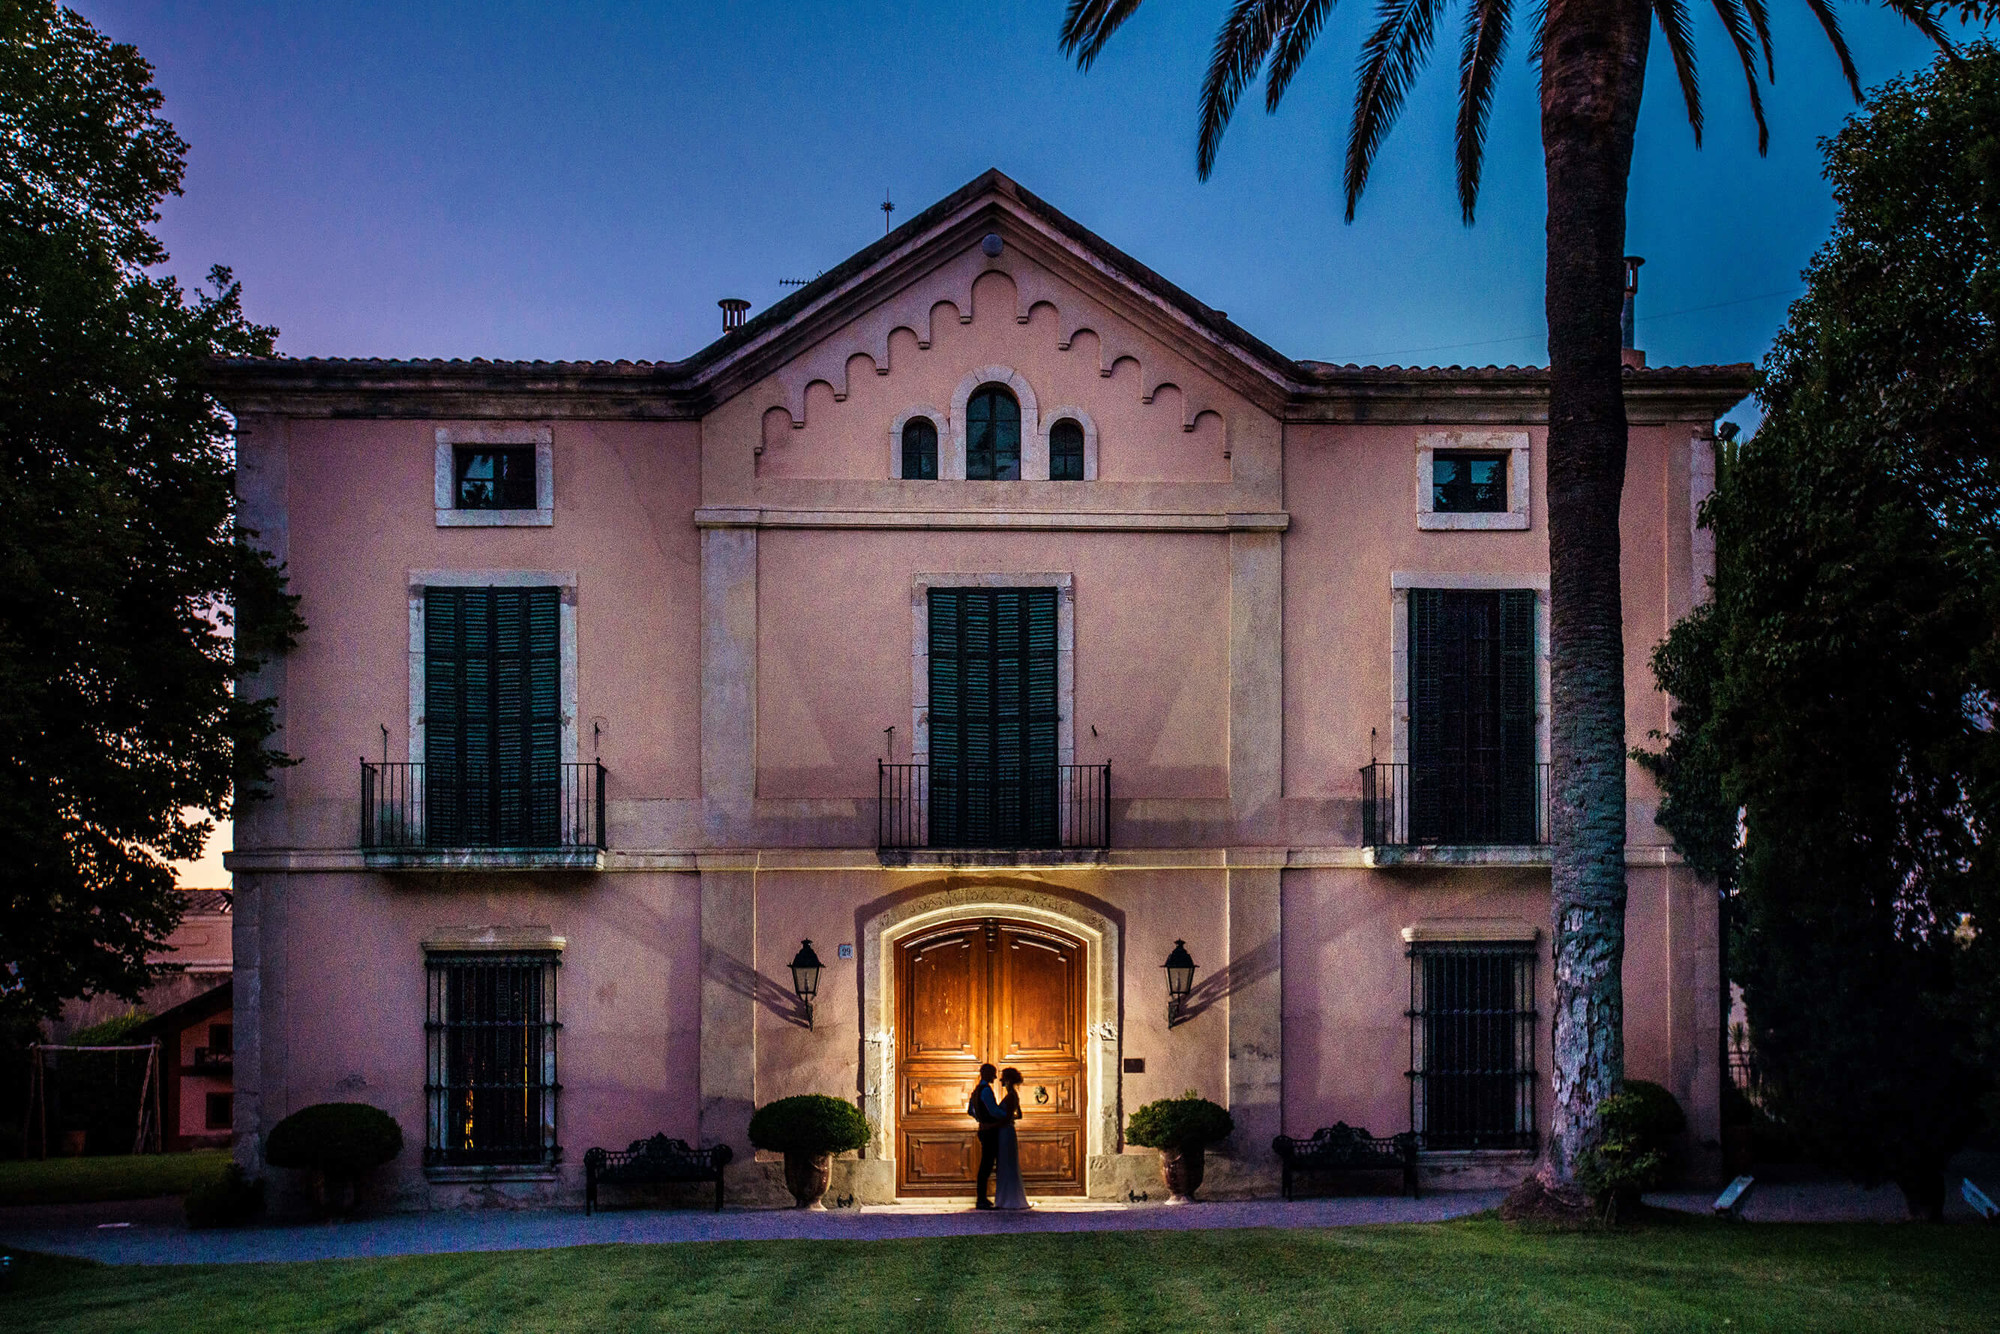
[1060,0,1949,1208]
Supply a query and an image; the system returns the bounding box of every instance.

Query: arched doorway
[895,918,1086,1196]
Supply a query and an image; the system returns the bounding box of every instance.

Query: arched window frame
[948,366,1039,480]
[889,407,947,480]
[1037,408,1098,482]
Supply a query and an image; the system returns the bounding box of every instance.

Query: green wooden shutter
[425,586,561,847]
[1499,590,1537,843]
[927,586,1059,847]
[1409,589,1443,842]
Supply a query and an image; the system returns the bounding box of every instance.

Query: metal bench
[1272,1123,1420,1200]
[583,1134,733,1214]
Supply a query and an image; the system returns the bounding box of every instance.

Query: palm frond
[1740,0,1774,79]
[1525,0,1547,66]
[1198,0,1304,178]
[1651,0,1704,147]
[1453,0,1512,224]
[1798,0,1860,99]
[1060,0,1149,71]
[1265,0,1338,110]
[1875,0,1956,56]
[1709,0,1770,154]
[1345,0,1449,220]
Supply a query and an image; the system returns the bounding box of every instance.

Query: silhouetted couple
[969,1063,1030,1210]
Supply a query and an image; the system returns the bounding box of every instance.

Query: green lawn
[5,1214,1998,1333]
[0,1150,230,1207]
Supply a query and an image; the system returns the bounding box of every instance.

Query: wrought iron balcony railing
[187,1046,233,1074]
[879,761,1110,851]
[1360,761,1550,848]
[361,760,606,852]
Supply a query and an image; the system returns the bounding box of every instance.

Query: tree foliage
[0,2,299,1025]
[1644,43,2000,1217]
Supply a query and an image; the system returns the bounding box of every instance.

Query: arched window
[965,385,1021,481]
[1049,419,1086,481]
[901,417,938,480]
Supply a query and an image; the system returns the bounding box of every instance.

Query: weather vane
[881,190,894,235]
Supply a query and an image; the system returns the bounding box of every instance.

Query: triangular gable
[684,169,1298,417]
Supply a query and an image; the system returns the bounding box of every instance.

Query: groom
[968,1063,1001,1209]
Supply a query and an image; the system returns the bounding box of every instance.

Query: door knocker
[1034,1085,1050,1106]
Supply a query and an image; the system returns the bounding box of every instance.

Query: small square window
[205,1092,234,1131]
[209,1023,232,1053]
[454,447,537,510]
[1433,452,1508,513]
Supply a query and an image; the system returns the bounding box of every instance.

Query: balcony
[361,760,606,870]
[185,1046,233,1076]
[1359,761,1550,866]
[878,761,1109,861]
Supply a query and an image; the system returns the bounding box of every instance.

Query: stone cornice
[690,506,1290,533]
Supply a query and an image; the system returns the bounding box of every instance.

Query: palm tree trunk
[1535,0,1651,1192]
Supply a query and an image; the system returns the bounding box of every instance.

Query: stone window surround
[892,395,1099,484]
[888,405,948,480]
[1386,571,1550,770]
[1416,431,1530,532]
[909,572,1076,770]
[435,425,554,527]
[407,569,580,770]
[950,365,1040,481]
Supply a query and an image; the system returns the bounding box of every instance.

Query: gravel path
[0,1192,1505,1267]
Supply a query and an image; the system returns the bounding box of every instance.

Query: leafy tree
[1058,0,1948,1211]
[0,2,299,1027]
[1645,43,2000,1218]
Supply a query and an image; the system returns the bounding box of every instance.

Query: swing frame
[21,1041,164,1159]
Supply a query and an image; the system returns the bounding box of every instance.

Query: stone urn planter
[783,1150,834,1210]
[1125,1092,1233,1205]
[1159,1145,1207,1203]
[748,1094,872,1212]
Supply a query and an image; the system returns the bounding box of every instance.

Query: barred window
[425,952,561,1167]
[1408,942,1537,1150]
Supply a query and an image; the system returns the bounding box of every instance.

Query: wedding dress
[993,1090,1030,1210]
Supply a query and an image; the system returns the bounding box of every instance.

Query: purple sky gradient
[81,0,1970,401]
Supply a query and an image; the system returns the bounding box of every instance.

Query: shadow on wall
[1176,937,1280,1025]
[703,945,811,1029]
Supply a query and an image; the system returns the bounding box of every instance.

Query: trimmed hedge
[1579,1079,1688,1213]
[264,1102,404,1178]
[1125,1091,1233,1150]
[747,1095,871,1156]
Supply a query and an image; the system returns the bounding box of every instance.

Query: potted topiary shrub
[1125,1090,1234,1203]
[747,1094,871,1209]
[1577,1079,1688,1224]
[264,1102,404,1216]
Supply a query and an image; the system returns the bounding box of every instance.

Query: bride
[993,1067,1032,1210]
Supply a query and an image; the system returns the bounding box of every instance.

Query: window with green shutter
[927,587,1058,846]
[424,586,561,847]
[1408,588,1536,844]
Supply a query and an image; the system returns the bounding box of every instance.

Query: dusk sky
[84,1,1968,413]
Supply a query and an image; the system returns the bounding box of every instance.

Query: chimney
[1621,257,1646,369]
[719,298,750,333]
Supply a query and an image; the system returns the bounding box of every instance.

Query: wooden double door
[895,919,1086,1196]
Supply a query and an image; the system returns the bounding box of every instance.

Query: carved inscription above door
[894,919,1086,1196]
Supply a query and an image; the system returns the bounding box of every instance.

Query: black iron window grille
[1049,418,1086,480]
[454,446,537,509]
[901,417,938,480]
[1432,450,1508,513]
[965,384,1021,480]
[425,951,561,1167]
[1407,942,1538,1151]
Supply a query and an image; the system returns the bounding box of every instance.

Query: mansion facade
[215,171,1748,1208]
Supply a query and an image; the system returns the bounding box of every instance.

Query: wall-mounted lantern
[790,939,824,1029]
[1164,939,1197,1028]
